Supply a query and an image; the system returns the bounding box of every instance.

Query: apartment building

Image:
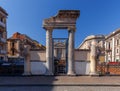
[7,32,45,61]
[0,7,8,60]
[105,29,120,62]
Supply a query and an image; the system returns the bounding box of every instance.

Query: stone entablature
[43,10,80,30]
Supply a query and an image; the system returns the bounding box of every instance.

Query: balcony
[105,48,112,52]
[0,21,5,28]
[0,38,6,43]
[0,50,6,54]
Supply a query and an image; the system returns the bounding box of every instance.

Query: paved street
[1,76,120,86]
[0,76,120,91]
[0,86,120,91]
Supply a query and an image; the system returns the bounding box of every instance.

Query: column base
[45,71,54,76]
[89,72,99,77]
[23,72,31,76]
[67,71,76,76]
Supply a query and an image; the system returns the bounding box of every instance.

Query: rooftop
[0,6,8,16]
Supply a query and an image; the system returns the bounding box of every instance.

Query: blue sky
[1,0,120,48]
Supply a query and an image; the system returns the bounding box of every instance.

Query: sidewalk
[0,76,120,86]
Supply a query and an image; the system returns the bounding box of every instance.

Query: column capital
[44,27,53,31]
[68,26,76,31]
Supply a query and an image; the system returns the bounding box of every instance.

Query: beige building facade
[105,29,120,62]
[0,7,8,60]
[7,39,24,61]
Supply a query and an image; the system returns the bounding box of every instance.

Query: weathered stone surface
[43,10,80,29]
[43,10,80,75]
[90,40,98,76]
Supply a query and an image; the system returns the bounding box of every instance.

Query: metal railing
[0,21,5,28]
[0,50,6,54]
[0,38,6,43]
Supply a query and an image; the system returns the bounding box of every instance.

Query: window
[0,17,4,22]
[97,40,100,43]
[11,42,15,55]
[108,42,111,49]
[12,42,15,47]
[0,32,3,38]
[116,49,119,54]
[12,50,15,55]
[116,39,119,46]
[0,57,4,60]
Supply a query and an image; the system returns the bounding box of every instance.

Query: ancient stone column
[23,45,31,76]
[90,40,98,76]
[67,28,75,75]
[46,28,53,75]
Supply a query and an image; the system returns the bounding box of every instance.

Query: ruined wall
[74,49,90,75]
[74,49,90,61]
[30,50,46,75]
[30,50,46,61]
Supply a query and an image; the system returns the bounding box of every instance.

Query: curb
[0,84,120,87]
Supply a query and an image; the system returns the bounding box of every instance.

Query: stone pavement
[0,76,120,86]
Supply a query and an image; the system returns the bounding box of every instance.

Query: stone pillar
[90,40,98,76]
[23,45,31,76]
[67,28,75,75]
[46,29,53,75]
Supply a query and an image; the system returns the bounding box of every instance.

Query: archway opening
[53,38,68,75]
